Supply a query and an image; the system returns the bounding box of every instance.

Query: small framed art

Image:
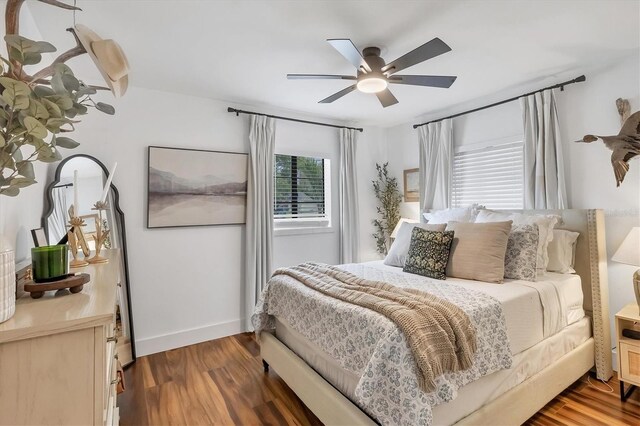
[31,228,48,247]
[403,168,419,202]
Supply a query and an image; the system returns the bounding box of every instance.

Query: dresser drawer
[103,346,119,424]
[105,379,117,426]
[103,322,118,409]
[619,341,640,386]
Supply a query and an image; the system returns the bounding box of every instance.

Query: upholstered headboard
[497,209,612,380]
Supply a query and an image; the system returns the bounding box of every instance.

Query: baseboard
[135,319,243,356]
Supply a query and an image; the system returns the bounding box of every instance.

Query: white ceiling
[26,0,640,127]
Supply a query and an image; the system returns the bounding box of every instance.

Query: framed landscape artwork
[403,168,419,202]
[147,146,248,228]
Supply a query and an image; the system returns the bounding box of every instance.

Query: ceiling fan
[287,38,457,108]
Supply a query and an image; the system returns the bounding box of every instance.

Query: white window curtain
[520,89,567,209]
[244,115,276,329]
[339,128,359,263]
[418,119,453,213]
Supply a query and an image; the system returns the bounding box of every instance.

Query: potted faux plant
[372,163,402,256]
[0,0,122,323]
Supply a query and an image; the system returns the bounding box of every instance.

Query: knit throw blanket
[272,262,477,392]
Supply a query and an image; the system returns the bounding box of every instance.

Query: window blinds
[451,141,524,210]
[274,154,326,219]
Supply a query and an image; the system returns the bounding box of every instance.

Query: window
[451,140,524,209]
[274,154,330,225]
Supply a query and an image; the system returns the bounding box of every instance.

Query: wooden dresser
[0,249,121,425]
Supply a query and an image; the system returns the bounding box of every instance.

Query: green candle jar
[31,245,69,283]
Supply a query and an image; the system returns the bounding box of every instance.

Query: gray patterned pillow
[403,229,454,280]
[504,224,539,281]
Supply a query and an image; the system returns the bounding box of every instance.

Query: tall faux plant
[372,163,402,255]
[0,0,115,197]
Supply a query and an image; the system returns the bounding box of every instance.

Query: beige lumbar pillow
[446,221,513,283]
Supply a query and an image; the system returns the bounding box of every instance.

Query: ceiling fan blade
[318,84,357,104]
[287,74,356,80]
[376,88,398,108]
[327,39,371,72]
[388,75,457,88]
[382,38,452,75]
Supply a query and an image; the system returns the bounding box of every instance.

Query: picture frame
[79,214,100,250]
[31,228,48,247]
[403,168,419,202]
[147,146,248,228]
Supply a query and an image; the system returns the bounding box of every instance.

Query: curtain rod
[412,75,586,129]
[227,107,363,132]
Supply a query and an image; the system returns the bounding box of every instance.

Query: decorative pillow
[423,204,484,224]
[445,221,512,283]
[384,222,447,267]
[390,218,419,239]
[474,210,559,273]
[504,225,539,281]
[403,229,454,280]
[547,229,580,273]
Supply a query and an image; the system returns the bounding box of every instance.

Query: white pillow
[474,210,560,273]
[384,222,447,267]
[390,218,419,239]
[423,204,483,224]
[547,229,580,273]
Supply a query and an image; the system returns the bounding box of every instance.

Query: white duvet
[366,261,584,355]
[253,261,584,425]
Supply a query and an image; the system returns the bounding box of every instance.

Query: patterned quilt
[252,263,513,425]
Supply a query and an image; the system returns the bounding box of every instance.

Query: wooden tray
[23,273,91,299]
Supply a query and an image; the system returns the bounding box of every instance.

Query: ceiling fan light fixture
[357,76,387,93]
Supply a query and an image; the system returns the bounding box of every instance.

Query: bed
[256,209,613,425]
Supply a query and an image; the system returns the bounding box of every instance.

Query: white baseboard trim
[135,319,244,356]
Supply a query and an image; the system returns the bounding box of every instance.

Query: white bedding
[275,316,591,425]
[257,261,586,425]
[432,317,590,424]
[363,260,584,355]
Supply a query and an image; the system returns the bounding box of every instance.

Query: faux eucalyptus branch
[372,163,402,256]
[0,0,115,197]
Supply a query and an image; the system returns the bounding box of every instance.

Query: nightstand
[616,303,640,401]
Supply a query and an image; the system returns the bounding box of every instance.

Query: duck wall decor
[576,103,640,187]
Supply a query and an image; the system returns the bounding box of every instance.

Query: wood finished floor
[120,333,640,426]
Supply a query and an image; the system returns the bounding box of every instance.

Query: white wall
[386,56,640,364]
[38,85,384,355]
[0,5,388,353]
[556,57,640,351]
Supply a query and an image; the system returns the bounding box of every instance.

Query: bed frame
[260,209,613,425]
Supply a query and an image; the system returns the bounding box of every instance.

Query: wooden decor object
[23,273,90,299]
[576,110,640,187]
[88,201,110,264]
[68,205,90,268]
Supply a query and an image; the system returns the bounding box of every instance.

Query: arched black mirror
[43,154,136,366]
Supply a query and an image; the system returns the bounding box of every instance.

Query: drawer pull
[107,336,118,343]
